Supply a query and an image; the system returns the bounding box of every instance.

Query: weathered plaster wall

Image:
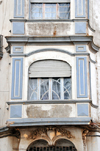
[26,22,74,36]
[0,136,19,151]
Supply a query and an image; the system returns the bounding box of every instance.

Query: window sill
[7,99,92,105]
[10,19,88,22]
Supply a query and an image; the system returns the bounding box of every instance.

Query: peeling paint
[26,105,72,118]
[27,23,71,36]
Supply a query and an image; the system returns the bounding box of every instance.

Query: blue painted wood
[76,57,88,98]
[75,22,86,34]
[13,22,24,34]
[75,0,86,18]
[10,105,22,118]
[76,45,86,52]
[11,58,23,99]
[14,0,24,18]
[13,46,23,53]
[77,104,89,116]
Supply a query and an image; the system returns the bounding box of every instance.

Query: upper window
[30,3,70,19]
[28,60,71,101]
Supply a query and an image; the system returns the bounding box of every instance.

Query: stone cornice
[0,127,20,139]
[7,117,92,127]
[5,36,93,43]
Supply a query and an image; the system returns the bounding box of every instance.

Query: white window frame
[29,0,70,19]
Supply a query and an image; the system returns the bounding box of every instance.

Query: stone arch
[26,138,77,151]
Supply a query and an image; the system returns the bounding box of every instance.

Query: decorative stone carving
[56,127,74,139]
[82,129,89,148]
[29,126,74,143]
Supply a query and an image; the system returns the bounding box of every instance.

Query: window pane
[28,79,37,100]
[31,3,43,19]
[59,13,70,19]
[59,3,70,19]
[40,79,49,100]
[52,78,61,100]
[45,4,56,19]
[64,78,71,99]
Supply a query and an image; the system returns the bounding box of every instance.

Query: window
[28,60,71,101]
[30,3,70,19]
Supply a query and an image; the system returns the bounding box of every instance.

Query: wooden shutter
[29,60,71,78]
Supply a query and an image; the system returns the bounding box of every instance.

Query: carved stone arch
[53,136,74,146]
[53,137,77,149]
[26,48,74,57]
[26,139,49,151]
[26,138,77,151]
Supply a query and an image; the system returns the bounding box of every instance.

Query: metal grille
[27,146,77,151]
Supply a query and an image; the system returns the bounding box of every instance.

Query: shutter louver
[29,60,71,78]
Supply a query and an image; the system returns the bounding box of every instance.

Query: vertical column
[76,57,88,98]
[14,0,24,18]
[11,58,23,99]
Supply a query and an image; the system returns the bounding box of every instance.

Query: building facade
[0,0,100,151]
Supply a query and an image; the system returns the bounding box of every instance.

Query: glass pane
[59,3,70,7]
[52,78,61,100]
[45,13,56,19]
[59,7,69,12]
[40,79,49,100]
[64,78,71,99]
[45,4,56,7]
[58,3,70,19]
[45,4,56,19]
[28,79,37,100]
[59,13,70,19]
[31,3,43,19]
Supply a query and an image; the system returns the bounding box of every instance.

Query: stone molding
[28,126,74,145]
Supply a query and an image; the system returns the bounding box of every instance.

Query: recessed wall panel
[11,58,23,99]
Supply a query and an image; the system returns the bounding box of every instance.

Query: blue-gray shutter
[11,58,23,99]
[75,0,86,18]
[14,0,24,18]
[76,57,88,98]
[29,60,71,78]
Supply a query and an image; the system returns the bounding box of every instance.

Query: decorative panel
[75,22,86,34]
[11,58,23,99]
[13,22,24,35]
[76,57,88,98]
[13,46,23,53]
[14,0,24,18]
[76,45,86,52]
[10,105,22,118]
[75,0,85,18]
[77,104,89,116]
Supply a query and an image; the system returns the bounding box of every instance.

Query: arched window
[28,60,71,100]
[27,139,77,151]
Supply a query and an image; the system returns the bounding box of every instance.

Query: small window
[28,60,71,101]
[30,3,70,19]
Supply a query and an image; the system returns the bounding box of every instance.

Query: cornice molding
[0,127,20,139]
[7,117,92,127]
